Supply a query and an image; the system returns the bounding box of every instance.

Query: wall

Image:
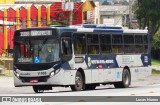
[0,0,15,4]
[101,15,122,25]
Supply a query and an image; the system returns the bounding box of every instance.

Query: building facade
[99,5,129,26]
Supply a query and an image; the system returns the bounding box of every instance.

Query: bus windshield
[14,38,60,64]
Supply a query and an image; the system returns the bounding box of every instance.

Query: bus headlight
[14,71,20,78]
[50,69,61,77]
[50,71,55,77]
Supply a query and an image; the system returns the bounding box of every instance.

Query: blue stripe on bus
[93,29,123,33]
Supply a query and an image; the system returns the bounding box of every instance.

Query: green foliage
[49,21,69,26]
[152,29,160,59]
[122,0,129,5]
[134,0,160,35]
[152,58,160,66]
[152,29,160,50]
[152,69,160,75]
[50,22,62,25]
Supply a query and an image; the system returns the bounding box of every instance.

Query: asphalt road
[0,75,160,105]
[0,75,159,95]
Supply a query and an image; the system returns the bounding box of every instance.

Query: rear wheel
[71,71,84,91]
[114,69,131,88]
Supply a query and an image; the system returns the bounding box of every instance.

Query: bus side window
[62,39,72,55]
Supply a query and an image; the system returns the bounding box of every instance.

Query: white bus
[13,25,151,93]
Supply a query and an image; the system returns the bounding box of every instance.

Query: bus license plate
[30,79,38,83]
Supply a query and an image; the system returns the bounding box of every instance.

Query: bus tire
[71,71,83,91]
[114,69,131,88]
[32,86,44,93]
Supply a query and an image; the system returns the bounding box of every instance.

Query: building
[99,5,129,26]
[0,0,15,4]
[0,1,83,53]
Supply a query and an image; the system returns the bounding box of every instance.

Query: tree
[152,29,160,59]
[122,0,129,5]
[134,0,160,36]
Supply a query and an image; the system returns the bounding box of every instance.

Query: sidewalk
[151,65,160,71]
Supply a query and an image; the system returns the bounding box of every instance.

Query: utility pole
[69,0,73,25]
[129,0,132,29]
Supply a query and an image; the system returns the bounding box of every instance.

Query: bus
[13,26,151,93]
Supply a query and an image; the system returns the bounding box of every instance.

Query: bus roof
[16,26,148,36]
[123,29,148,34]
[69,24,122,29]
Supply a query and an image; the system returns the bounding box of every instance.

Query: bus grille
[20,76,49,83]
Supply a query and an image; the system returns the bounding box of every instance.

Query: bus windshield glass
[14,38,60,64]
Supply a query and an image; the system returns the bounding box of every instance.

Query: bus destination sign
[20,30,52,37]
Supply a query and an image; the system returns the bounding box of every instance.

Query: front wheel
[71,71,84,91]
[114,69,131,88]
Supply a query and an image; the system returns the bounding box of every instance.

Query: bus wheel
[32,86,44,93]
[114,69,131,88]
[71,71,83,91]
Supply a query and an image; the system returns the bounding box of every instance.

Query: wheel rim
[124,71,129,85]
[75,76,82,87]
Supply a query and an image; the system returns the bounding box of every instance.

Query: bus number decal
[38,71,47,76]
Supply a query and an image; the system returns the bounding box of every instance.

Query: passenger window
[87,34,99,54]
[135,35,144,53]
[124,35,134,44]
[100,34,112,54]
[74,33,86,54]
[62,38,72,55]
[112,34,123,54]
[112,35,123,44]
[124,34,134,53]
[135,35,143,44]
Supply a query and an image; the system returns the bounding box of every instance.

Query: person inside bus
[40,45,54,63]
[46,46,53,62]
[45,44,60,62]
